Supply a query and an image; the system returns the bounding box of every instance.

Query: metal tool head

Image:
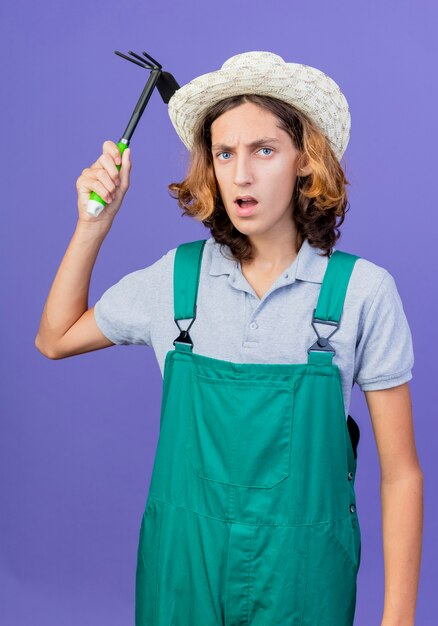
[114,49,180,103]
[113,49,180,142]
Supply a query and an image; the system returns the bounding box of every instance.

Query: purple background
[1,1,436,624]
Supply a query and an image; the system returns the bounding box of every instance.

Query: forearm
[35,220,112,352]
[380,472,424,626]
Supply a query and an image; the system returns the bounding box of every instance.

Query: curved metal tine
[142,51,162,69]
[128,50,155,69]
[114,50,149,70]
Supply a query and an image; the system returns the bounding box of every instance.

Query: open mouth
[234,198,258,217]
[237,200,257,209]
[235,198,258,208]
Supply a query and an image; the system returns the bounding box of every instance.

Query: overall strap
[307,250,360,365]
[173,239,207,351]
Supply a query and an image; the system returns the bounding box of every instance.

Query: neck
[245,230,302,271]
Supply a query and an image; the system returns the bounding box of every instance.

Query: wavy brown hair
[168,94,350,260]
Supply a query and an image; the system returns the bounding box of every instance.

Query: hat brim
[168,53,350,161]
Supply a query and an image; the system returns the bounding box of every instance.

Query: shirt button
[249,322,258,330]
[350,504,356,513]
[348,471,354,481]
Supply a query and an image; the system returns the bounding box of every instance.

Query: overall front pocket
[186,372,295,489]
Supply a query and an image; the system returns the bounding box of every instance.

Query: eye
[217,151,231,160]
[215,147,274,160]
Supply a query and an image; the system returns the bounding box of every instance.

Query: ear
[297,154,312,177]
[298,165,312,177]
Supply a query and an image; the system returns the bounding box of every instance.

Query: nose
[233,153,254,186]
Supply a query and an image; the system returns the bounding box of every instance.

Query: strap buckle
[307,308,340,355]
[173,305,197,347]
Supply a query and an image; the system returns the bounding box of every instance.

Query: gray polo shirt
[93,236,414,420]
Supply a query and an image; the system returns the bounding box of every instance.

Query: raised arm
[35,141,131,359]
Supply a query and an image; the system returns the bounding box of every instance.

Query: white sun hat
[167,50,351,162]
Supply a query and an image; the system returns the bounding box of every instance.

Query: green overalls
[135,239,362,626]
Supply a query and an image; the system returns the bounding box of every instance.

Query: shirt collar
[208,236,330,285]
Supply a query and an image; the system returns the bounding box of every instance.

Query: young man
[36,51,423,626]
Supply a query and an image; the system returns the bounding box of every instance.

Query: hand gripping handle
[86,141,128,217]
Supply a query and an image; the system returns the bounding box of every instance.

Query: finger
[97,152,120,183]
[121,147,131,168]
[85,178,115,204]
[92,167,118,195]
[102,140,122,165]
[119,148,131,185]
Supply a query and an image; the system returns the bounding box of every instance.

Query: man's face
[210,102,302,239]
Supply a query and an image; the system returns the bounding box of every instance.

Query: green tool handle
[86,141,128,217]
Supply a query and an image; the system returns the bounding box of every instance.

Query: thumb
[120,147,131,185]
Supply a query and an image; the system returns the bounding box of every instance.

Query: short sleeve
[354,270,414,391]
[93,252,169,346]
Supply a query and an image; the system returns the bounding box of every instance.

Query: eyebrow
[211,137,281,151]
